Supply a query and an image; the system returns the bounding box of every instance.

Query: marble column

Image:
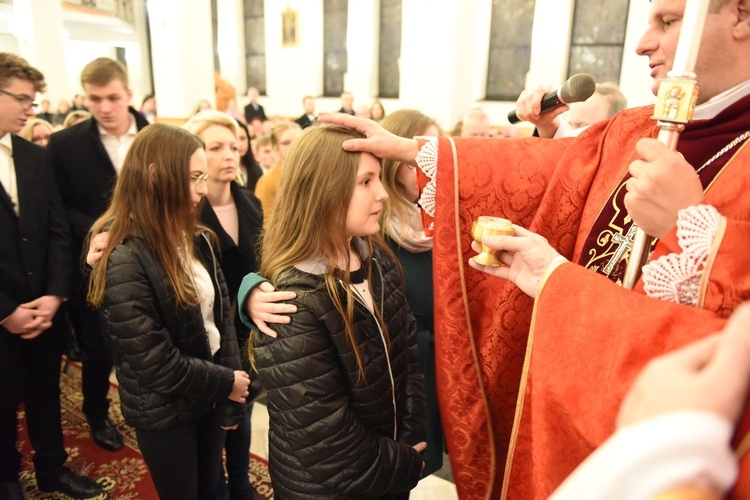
[147,0,215,120]
[13,0,69,102]
[399,0,490,130]
[343,0,379,104]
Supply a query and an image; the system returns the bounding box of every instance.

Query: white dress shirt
[0,133,18,216]
[98,115,137,173]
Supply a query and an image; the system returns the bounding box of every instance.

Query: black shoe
[89,417,124,452]
[37,469,103,499]
[0,480,24,500]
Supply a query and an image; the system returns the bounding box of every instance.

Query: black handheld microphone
[507,73,596,124]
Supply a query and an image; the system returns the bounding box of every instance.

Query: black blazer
[244,103,267,124]
[295,114,316,129]
[0,135,72,321]
[240,155,264,193]
[199,182,263,343]
[47,107,150,251]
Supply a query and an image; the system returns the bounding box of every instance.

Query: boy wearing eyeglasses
[0,52,103,500]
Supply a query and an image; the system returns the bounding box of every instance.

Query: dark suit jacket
[36,112,54,124]
[199,182,263,344]
[47,107,149,251]
[244,103,267,124]
[295,114,316,129]
[0,135,72,321]
[338,108,355,116]
[200,183,263,395]
[239,153,264,193]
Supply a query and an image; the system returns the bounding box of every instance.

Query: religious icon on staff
[663,86,684,120]
[652,77,698,124]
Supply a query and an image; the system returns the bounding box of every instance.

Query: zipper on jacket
[339,256,398,440]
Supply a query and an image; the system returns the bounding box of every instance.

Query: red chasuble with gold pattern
[430,98,750,499]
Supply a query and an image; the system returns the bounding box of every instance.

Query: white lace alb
[414,136,439,218]
[642,205,722,306]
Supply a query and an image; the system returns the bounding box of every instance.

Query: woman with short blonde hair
[19,118,53,147]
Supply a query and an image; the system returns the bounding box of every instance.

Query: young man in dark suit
[47,57,149,454]
[0,53,102,500]
[243,86,267,124]
[35,99,53,123]
[294,95,316,129]
[338,91,355,115]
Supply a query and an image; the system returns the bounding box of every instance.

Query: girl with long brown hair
[86,123,250,500]
[183,110,264,500]
[245,124,427,498]
[244,110,447,480]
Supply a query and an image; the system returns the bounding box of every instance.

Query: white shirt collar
[693,80,750,120]
[0,132,13,154]
[97,114,137,139]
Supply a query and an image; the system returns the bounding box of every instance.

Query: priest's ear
[732,0,750,39]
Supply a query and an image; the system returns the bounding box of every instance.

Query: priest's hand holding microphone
[512,73,596,138]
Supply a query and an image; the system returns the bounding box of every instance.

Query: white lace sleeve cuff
[415,136,439,218]
[642,205,722,306]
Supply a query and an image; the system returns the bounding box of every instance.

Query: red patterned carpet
[17,360,274,499]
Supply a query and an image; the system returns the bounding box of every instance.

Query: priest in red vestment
[319,0,750,498]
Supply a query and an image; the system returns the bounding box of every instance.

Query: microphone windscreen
[559,74,596,104]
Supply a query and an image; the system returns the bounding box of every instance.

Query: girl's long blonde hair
[260,124,397,379]
[88,124,206,309]
[378,109,438,240]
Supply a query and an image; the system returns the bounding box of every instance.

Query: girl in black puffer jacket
[87,124,251,500]
[250,125,427,499]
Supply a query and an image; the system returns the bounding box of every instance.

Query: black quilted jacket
[103,232,245,430]
[253,240,426,499]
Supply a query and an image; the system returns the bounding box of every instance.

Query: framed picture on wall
[282,7,298,47]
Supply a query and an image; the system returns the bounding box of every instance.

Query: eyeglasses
[0,89,38,110]
[190,172,209,191]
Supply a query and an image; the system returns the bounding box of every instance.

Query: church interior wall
[262,0,324,118]
[4,1,658,131]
